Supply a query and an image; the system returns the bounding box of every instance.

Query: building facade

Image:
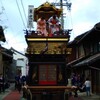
[10,47,28,76]
[67,22,100,94]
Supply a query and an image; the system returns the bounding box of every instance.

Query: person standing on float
[36,17,48,36]
[48,15,61,34]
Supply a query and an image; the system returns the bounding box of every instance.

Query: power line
[20,0,27,23]
[0,0,27,48]
[0,0,27,51]
[68,12,75,40]
[16,0,26,29]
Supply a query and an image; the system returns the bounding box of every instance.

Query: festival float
[24,1,73,100]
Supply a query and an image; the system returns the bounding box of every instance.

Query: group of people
[15,75,26,93]
[0,74,10,92]
[36,15,61,36]
[70,73,91,97]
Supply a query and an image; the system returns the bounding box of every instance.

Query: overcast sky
[0,0,100,52]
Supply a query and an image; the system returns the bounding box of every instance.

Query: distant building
[10,47,28,76]
[0,26,13,82]
[0,46,13,82]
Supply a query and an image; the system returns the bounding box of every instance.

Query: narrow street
[3,90,21,100]
[0,83,100,100]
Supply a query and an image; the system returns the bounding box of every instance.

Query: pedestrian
[84,77,91,96]
[71,73,79,97]
[15,75,19,90]
[21,75,26,86]
[17,77,22,93]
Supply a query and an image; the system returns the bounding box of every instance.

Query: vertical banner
[27,5,34,28]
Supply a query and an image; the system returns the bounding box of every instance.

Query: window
[78,45,84,57]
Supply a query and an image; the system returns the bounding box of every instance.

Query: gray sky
[0,0,100,52]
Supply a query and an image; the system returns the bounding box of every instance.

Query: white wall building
[10,47,28,76]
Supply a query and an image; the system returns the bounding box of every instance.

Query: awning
[0,46,13,58]
[73,53,100,67]
[1,51,13,58]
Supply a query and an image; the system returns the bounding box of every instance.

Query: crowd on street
[15,75,26,93]
[0,73,100,100]
[69,72,91,97]
[0,74,10,93]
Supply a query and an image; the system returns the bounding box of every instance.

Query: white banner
[27,5,34,28]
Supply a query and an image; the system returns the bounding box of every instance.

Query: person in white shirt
[48,15,61,34]
[84,77,91,96]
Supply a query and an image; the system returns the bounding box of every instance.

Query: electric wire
[20,0,27,23]
[0,0,27,49]
[69,11,75,40]
[64,8,75,40]
[16,0,26,29]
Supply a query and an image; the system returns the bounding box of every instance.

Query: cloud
[70,0,100,39]
[1,0,100,52]
[71,0,100,20]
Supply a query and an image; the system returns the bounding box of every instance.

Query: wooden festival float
[24,1,74,100]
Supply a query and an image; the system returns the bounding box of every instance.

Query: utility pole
[52,0,72,30]
[60,0,64,29]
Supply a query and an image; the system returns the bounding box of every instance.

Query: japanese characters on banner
[27,5,34,28]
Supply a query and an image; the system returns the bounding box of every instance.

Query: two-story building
[0,26,13,91]
[0,26,13,78]
[67,22,100,94]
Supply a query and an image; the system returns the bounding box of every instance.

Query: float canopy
[34,2,62,22]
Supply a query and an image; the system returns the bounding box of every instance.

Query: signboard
[27,5,34,28]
